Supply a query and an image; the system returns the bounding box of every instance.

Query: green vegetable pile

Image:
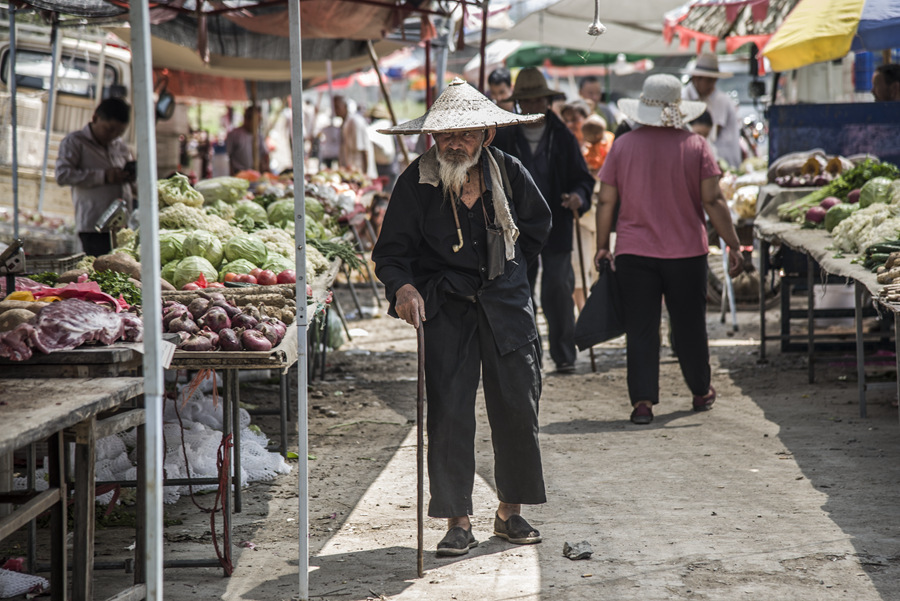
[309,238,362,271]
[29,272,59,286]
[157,173,204,208]
[91,270,142,306]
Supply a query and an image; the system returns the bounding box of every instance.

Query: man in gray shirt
[56,97,135,256]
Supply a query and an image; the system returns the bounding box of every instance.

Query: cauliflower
[254,227,295,258]
[157,173,204,208]
[158,204,242,243]
[831,204,899,252]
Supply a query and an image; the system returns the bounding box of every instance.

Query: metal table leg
[222,371,234,575]
[856,281,867,418]
[758,239,768,363]
[808,254,815,384]
[279,372,288,458]
[228,369,242,514]
[73,417,97,601]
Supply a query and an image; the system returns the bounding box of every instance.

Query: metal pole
[130,1,164,598]
[365,40,410,166]
[38,15,61,213]
[478,0,489,93]
[416,325,425,578]
[571,207,596,372]
[288,1,310,598]
[9,4,19,243]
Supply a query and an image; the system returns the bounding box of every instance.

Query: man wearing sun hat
[492,67,596,375]
[682,52,742,168]
[595,73,744,426]
[371,78,552,557]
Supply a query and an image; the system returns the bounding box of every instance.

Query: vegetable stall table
[0,377,145,601]
[755,215,890,417]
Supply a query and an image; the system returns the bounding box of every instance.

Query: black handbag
[574,260,625,350]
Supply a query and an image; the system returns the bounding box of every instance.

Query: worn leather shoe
[693,386,716,412]
[436,526,478,556]
[630,403,653,425]
[555,362,576,374]
[493,513,542,544]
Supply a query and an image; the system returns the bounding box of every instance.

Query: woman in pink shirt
[595,74,743,425]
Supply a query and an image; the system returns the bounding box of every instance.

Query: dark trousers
[528,249,577,368]
[78,232,113,257]
[615,254,711,405]
[423,298,546,518]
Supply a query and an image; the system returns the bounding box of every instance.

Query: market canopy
[763,0,900,72]
[663,0,800,54]
[494,0,691,55]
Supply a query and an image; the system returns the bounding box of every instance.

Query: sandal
[693,386,716,412]
[493,513,542,545]
[436,526,478,556]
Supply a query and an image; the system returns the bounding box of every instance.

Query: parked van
[0,21,135,223]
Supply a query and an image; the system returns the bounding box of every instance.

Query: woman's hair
[561,99,592,119]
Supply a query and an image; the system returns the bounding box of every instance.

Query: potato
[160,278,176,291]
[0,308,37,331]
[93,253,142,281]
[0,300,43,315]
[58,269,89,283]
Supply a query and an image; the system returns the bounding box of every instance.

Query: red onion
[218,328,242,351]
[241,328,273,352]
[805,206,827,224]
[200,306,231,333]
[168,315,199,335]
[178,334,214,351]
[199,328,219,349]
[188,298,211,320]
[163,305,188,329]
[211,299,241,318]
[255,322,280,345]
[232,313,258,330]
[820,196,842,210]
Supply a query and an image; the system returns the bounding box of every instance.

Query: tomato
[235,273,258,284]
[306,284,313,297]
[249,267,264,278]
[181,282,200,290]
[276,269,296,284]
[256,269,278,286]
[223,272,238,282]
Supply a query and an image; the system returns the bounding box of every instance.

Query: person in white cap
[595,74,744,426]
[682,52,742,168]
[371,79,552,557]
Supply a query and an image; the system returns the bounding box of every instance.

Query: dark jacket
[372,146,552,355]
[492,110,595,253]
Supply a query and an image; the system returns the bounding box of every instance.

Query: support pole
[288,1,310,598]
[366,41,410,166]
[38,14,61,213]
[130,1,164,598]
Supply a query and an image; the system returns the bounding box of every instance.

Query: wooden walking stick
[572,207,597,373]
[416,324,425,578]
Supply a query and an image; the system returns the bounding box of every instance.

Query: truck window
[1,48,119,98]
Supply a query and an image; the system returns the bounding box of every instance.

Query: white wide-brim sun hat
[617,74,707,128]
[378,78,543,135]
[683,52,734,79]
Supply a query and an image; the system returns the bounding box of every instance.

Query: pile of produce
[776,159,899,229]
[109,172,360,291]
[767,149,856,186]
[161,290,290,352]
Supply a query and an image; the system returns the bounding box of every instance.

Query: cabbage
[194,176,250,204]
[182,230,224,268]
[173,256,217,289]
[205,199,235,221]
[305,196,325,222]
[263,254,294,274]
[824,203,858,233]
[859,177,895,208]
[266,199,295,226]
[159,231,187,265]
[224,233,268,266]
[233,200,268,229]
[161,260,180,286]
[218,258,257,281]
[157,173,204,208]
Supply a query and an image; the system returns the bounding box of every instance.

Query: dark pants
[615,254,711,405]
[78,232,113,257]
[423,298,546,518]
[528,249,577,368]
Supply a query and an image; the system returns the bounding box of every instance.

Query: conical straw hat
[378,78,542,135]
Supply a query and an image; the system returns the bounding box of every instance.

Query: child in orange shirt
[581,114,615,173]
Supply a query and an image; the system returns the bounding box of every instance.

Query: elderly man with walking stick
[372,79,552,558]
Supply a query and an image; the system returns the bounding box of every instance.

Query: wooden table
[0,377,144,601]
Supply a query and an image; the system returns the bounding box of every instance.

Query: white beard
[437,145,481,200]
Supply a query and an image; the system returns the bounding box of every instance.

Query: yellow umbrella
[763,0,866,72]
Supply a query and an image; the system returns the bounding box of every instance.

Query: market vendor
[371,79,552,557]
[56,97,135,257]
[872,64,900,102]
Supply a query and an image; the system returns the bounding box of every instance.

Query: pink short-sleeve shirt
[599,127,721,259]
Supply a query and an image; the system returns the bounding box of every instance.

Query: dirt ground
[7,281,900,601]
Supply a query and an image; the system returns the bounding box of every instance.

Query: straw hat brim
[617,97,707,128]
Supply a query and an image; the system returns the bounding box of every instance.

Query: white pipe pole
[9,4,19,242]
[129,1,164,599]
[38,16,62,213]
[288,1,309,599]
